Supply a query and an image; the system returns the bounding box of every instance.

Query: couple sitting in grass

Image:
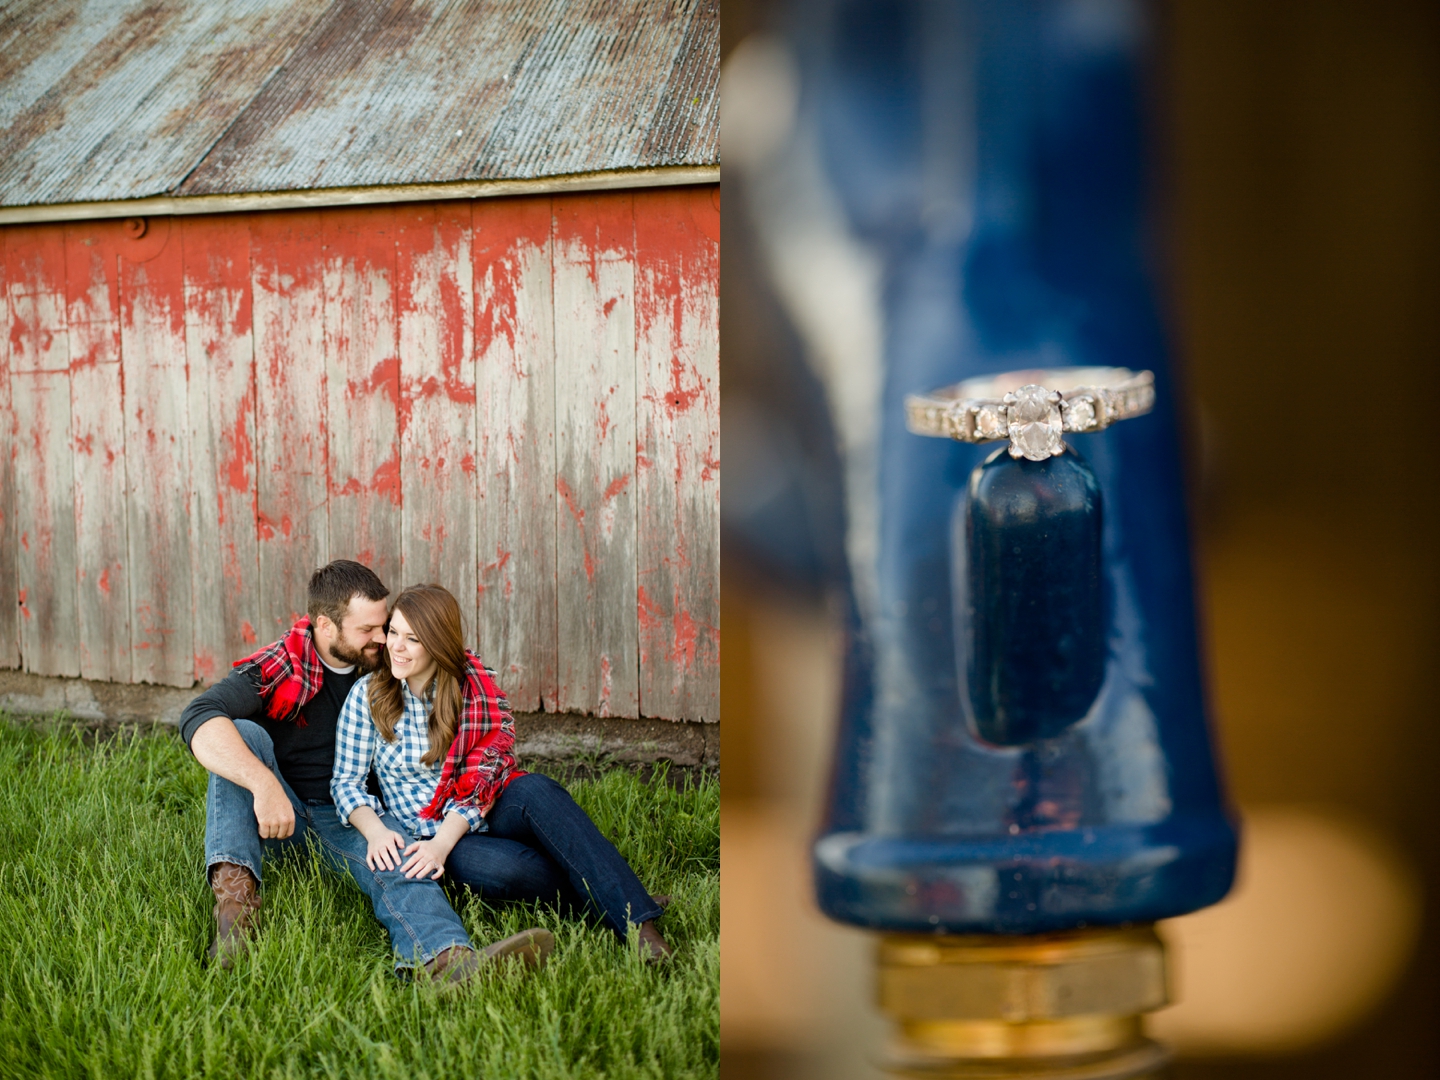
[182,559,670,986]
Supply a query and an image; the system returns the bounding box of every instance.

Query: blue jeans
[204,719,472,969]
[445,772,662,939]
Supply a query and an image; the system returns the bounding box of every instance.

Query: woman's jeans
[204,719,473,969]
[445,773,662,939]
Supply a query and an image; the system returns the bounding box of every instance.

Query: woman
[331,584,671,959]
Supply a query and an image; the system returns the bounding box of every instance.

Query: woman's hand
[400,811,470,879]
[400,837,453,880]
[367,829,408,872]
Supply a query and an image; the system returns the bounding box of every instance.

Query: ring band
[905,367,1155,461]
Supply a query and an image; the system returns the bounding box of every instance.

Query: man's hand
[366,829,407,871]
[252,775,296,839]
[191,715,297,839]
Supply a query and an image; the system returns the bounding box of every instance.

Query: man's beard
[331,638,383,673]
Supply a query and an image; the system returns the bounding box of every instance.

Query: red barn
[0,0,719,745]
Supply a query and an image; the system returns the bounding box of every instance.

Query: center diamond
[1007,385,1064,461]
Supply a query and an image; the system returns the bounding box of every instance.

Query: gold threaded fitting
[875,925,1170,1079]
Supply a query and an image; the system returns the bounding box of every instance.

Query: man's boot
[208,862,261,969]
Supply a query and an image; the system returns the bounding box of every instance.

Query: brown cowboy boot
[637,920,672,962]
[423,928,554,991]
[208,862,261,970]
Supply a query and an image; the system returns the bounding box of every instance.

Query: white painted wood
[0,232,19,668]
[251,211,330,637]
[183,216,262,677]
[634,187,720,721]
[552,192,639,718]
[473,195,558,711]
[65,221,130,681]
[324,206,403,594]
[7,227,79,677]
[119,220,195,686]
[397,202,477,623]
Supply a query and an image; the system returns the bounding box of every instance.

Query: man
[181,559,550,983]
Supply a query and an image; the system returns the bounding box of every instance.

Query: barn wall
[0,186,719,722]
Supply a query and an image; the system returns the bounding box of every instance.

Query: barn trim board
[0,187,719,723]
[0,167,720,228]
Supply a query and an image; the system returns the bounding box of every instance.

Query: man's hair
[307,560,389,629]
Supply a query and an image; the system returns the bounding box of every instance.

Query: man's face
[322,596,389,672]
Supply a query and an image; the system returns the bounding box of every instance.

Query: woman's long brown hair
[368,584,467,765]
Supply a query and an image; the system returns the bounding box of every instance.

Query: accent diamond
[1064,397,1096,431]
[1007,385,1064,460]
[975,403,1007,439]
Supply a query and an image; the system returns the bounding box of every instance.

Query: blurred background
[719,1,1440,1077]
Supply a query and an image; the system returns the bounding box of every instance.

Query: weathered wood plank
[251,210,330,636]
[64,220,131,682]
[323,205,402,594]
[118,216,194,686]
[183,216,261,677]
[634,186,720,721]
[0,232,19,668]
[7,224,79,677]
[552,192,639,718]
[473,195,557,711]
[396,202,476,620]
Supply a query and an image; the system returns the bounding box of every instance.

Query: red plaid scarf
[418,652,524,821]
[233,617,325,724]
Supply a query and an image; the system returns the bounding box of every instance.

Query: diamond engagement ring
[905,367,1155,461]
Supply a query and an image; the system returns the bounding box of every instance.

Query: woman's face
[386,609,436,690]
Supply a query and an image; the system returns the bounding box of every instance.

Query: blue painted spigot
[788,0,1238,1071]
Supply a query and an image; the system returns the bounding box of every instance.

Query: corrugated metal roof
[0,0,718,210]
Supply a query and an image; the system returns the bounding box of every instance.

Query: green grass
[0,717,718,1079]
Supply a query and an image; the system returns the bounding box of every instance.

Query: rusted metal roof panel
[0,0,718,210]
[0,0,334,207]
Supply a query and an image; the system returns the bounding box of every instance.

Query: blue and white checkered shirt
[331,674,487,838]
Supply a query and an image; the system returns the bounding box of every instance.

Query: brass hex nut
[877,926,1168,1024]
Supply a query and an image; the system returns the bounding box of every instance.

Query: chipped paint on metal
[0,0,718,210]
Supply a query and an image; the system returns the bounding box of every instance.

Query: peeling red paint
[602,473,630,502]
[371,454,402,506]
[637,585,662,630]
[556,477,584,524]
[671,608,697,670]
[224,395,255,493]
[1,189,714,717]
